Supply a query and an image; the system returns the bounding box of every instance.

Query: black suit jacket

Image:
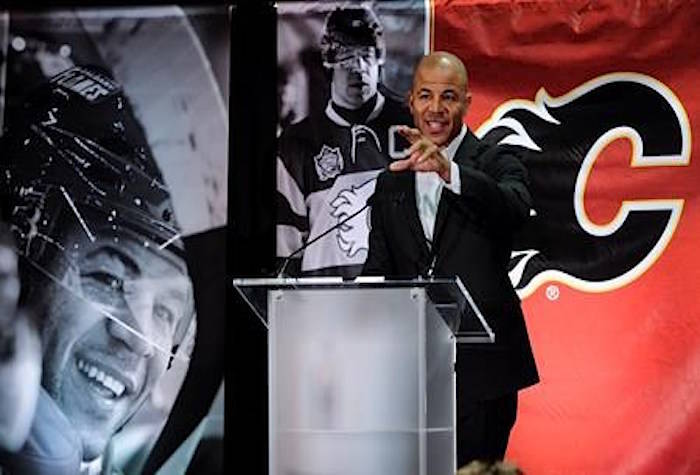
[363,130,539,404]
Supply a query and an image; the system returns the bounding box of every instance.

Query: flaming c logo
[330,178,375,258]
[476,73,691,298]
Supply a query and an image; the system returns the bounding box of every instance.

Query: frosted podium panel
[231,277,494,475]
[268,287,453,475]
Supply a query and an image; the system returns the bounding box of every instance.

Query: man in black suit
[363,52,539,466]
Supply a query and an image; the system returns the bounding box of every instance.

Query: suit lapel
[432,191,451,249]
[432,131,482,255]
[391,172,429,261]
[402,173,430,258]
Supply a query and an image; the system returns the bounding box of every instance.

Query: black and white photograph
[0,6,228,474]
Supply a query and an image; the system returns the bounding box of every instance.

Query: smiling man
[0,65,194,474]
[364,52,539,467]
[39,233,192,463]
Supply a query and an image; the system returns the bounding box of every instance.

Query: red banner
[434,1,700,473]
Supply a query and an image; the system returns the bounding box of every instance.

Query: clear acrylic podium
[232,277,494,475]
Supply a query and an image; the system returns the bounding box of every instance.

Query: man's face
[40,232,192,461]
[409,62,471,147]
[330,45,379,109]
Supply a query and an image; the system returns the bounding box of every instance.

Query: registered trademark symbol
[545,285,560,301]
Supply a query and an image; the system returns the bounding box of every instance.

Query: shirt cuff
[444,161,461,195]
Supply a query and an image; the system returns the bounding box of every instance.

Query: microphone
[425,252,438,278]
[422,190,457,279]
[275,192,380,278]
[417,234,438,279]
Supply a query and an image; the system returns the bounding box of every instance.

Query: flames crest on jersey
[330,178,375,258]
[314,145,344,181]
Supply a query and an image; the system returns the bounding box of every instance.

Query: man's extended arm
[451,144,532,233]
[388,126,532,234]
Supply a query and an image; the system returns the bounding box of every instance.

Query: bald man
[363,52,539,466]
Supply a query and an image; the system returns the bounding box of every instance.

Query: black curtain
[228,1,277,475]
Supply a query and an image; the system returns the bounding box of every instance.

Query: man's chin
[424,130,450,147]
[346,84,375,102]
[343,93,365,108]
[67,406,123,460]
[58,366,134,460]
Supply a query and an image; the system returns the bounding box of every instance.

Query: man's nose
[106,295,155,357]
[428,96,442,113]
[357,56,369,69]
[348,56,367,72]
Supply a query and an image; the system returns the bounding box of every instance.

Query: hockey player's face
[330,46,379,109]
[39,233,192,461]
[409,61,471,147]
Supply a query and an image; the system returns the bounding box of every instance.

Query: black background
[228,2,276,475]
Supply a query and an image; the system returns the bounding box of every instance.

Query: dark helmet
[0,65,192,356]
[0,65,184,266]
[320,5,386,67]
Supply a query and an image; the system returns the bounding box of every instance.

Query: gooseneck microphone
[425,252,438,278]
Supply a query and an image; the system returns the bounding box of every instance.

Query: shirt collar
[442,124,468,162]
[80,457,103,475]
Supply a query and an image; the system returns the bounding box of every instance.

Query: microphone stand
[275,199,373,278]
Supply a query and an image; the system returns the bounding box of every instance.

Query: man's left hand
[390,126,451,182]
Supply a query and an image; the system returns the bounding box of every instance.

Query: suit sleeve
[452,145,532,232]
[362,173,393,276]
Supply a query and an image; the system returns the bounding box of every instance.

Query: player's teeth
[76,359,126,397]
[105,376,124,397]
[113,380,125,397]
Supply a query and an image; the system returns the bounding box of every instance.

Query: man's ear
[463,90,473,115]
[406,91,414,114]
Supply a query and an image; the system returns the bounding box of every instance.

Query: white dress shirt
[415,125,467,244]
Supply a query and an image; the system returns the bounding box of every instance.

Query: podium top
[233,277,494,344]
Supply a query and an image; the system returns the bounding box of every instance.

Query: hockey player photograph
[0,6,228,474]
[276,1,425,277]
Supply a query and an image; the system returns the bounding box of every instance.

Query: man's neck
[331,94,378,125]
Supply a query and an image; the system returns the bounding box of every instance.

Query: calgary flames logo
[476,73,691,297]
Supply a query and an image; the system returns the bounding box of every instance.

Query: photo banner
[434,0,700,473]
[0,5,228,474]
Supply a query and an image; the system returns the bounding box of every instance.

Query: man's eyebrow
[83,245,140,276]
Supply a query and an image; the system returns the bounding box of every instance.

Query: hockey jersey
[277,92,411,277]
